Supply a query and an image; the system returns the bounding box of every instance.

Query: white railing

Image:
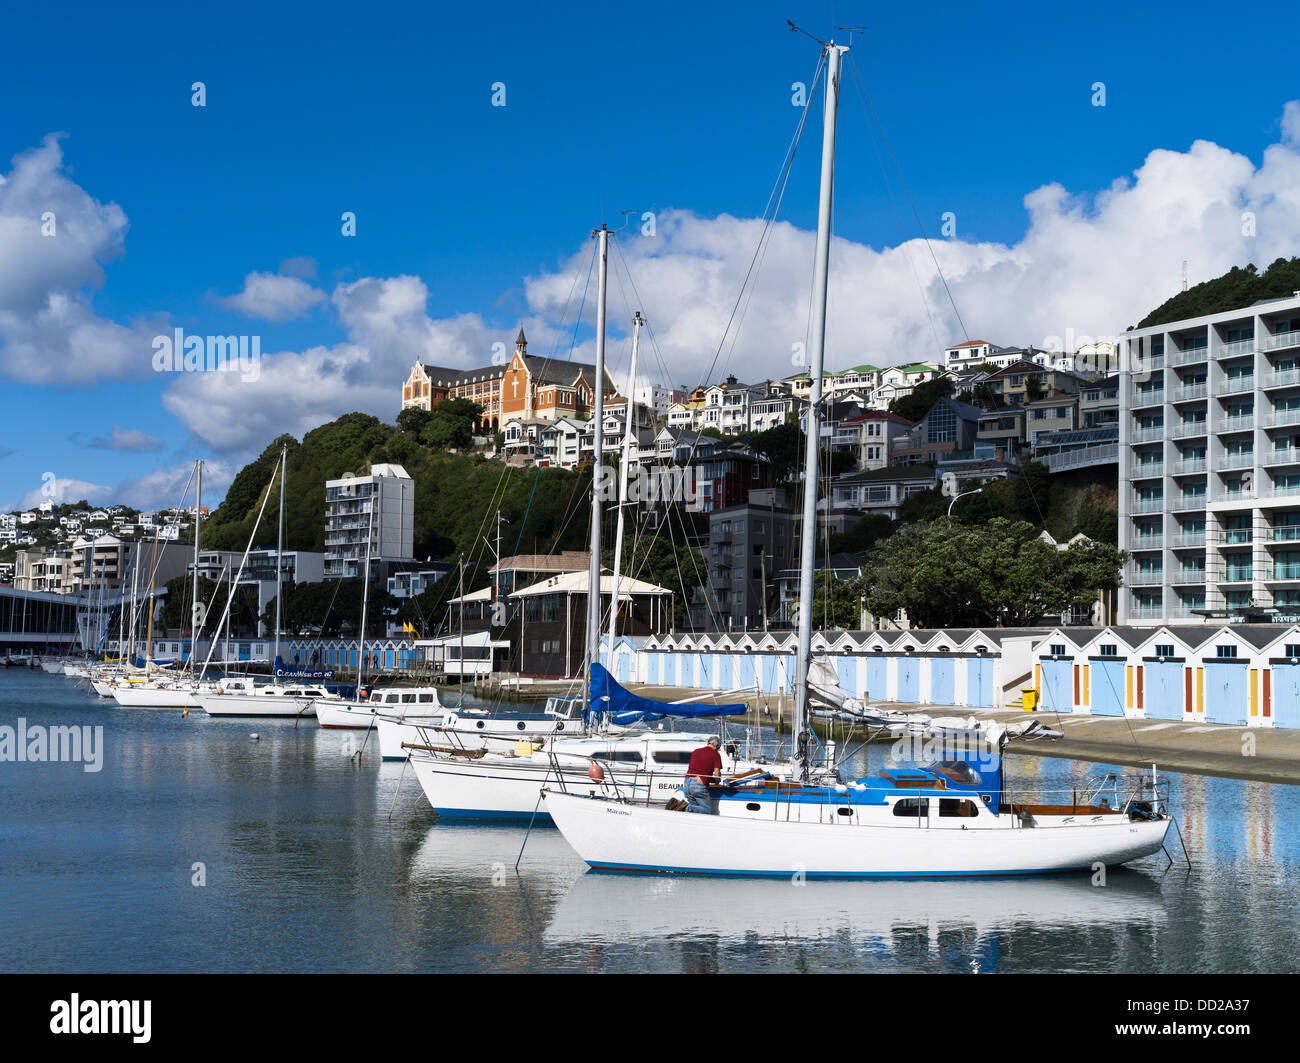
[1262,331,1300,352]
[1222,452,1256,469]
[1172,571,1206,584]
[1176,533,1206,547]
[1174,459,1207,474]
[1042,443,1118,473]
[1219,337,1256,357]
[1265,450,1300,467]
[1130,387,1165,406]
[1132,497,1166,513]
[1131,537,1163,551]
[1265,368,1300,388]
[1171,495,1206,510]
[1266,408,1300,428]
[1128,570,1165,586]
[1172,422,1207,438]
[1223,376,1256,393]
[1172,384,1208,401]
[1132,462,1164,478]
[1172,346,1209,365]
[1132,426,1166,442]
[1219,416,1254,432]
[1272,527,1300,542]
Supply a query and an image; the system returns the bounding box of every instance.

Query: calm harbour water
[0,668,1297,973]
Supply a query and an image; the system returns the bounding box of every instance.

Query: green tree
[811,568,859,629]
[888,377,954,423]
[421,399,482,450]
[859,518,1125,628]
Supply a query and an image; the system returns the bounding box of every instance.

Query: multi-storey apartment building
[1118,293,1300,624]
[324,464,414,579]
[705,489,794,631]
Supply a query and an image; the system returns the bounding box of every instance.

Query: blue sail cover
[588,663,746,726]
[274,655,335,680]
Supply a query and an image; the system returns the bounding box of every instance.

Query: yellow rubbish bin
[1021,687,1038,712]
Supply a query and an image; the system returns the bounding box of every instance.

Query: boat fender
[588,760,605,782]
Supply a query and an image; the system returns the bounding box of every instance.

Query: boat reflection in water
[543,870,1168,973]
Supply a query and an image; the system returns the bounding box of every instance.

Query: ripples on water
[0,670,1296,973]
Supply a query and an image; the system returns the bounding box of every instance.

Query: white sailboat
[192,445,343,718]
[543,36,1174,877]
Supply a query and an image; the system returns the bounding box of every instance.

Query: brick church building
[401,329,617,431]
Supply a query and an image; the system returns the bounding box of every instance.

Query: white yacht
[314,685,445,730]
[194,676,341,717]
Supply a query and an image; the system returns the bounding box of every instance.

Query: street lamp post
[948,488,984,517]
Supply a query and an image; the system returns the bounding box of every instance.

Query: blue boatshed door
[1204,661,1248,725]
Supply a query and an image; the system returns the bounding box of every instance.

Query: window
[892,799,929,818]
[1154,644,1174,658]
[1099,644,1117,656]
[1214,644,1238,658]
[939,799,978,818]
[1049,643,1066,656]
[1285,644,1300,658]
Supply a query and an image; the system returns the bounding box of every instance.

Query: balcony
[1222,452,1256,470]
[1265,368,1300,389]
[1172,421,1207,439]
[1171,346,1209,366]
[1270,485,1300,500]
[1264,449,1300,467]
[1129,606,1166,620]
[1221,530,1253,545]
[1171,570,1207,584]
[1131,536,1164,551]
[1219,336,1256,358]
[1129,570,1165,586]
[1218,415,1254,433]
[1130,387,1165,407]
[1131,497,1166,514]
[1265,408,1300,428]
[1132,462,1165,479]
[1272,527,1300,543]
[1175,533,1206,547]
[1262,331,1300,352]
[1171,495,1206,512]
[1172,384,1208,402]
[1173,459,1207,474]
[1131,426,1166,443]
[1223,376,1256,394]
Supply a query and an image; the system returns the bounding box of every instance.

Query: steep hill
[201,413,591,564]
[1136,256,1300,329]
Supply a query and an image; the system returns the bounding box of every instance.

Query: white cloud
[0,134,157,383]
[86,425,165,452]
[7,461,236,512]
[216,270,326,323]
[158,100,1300,455]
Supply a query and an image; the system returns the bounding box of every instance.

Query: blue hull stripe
[433,808,555,823]
[586,861,1091,880]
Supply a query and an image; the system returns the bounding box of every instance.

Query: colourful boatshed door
[897,658,919,703]
[837,657,857,697]
[1039,658,1072,714]
[1090,657,1126,716]
[866,656,887,699]
[1144,660,1184,720]
[761,655,778,693]
[737,656,755,689]
[1272,661,1300,729]
[966,657,992,707]
[929,657,954,706]
[1204,660,1248,724]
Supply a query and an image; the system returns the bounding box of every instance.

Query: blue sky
[2,0,1300,511]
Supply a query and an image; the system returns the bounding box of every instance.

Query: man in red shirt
[683,736,723,814]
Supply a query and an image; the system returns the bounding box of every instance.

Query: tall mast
[793,41,848,779]
[608,310,643,650]
[586,224,610,699]
[190,459,203,675]
[356,502,374,694]
[274,443,286,671]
